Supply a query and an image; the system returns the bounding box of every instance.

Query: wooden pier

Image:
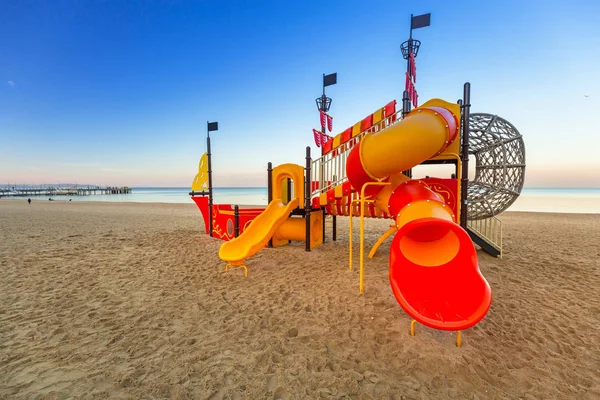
[0,186,132,198]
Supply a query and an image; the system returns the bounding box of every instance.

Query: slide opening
[399,221,460,267]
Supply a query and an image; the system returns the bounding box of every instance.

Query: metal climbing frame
[467,113,526,220]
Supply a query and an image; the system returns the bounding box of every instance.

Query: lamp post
[315,72,337,156]
[400,13,430,178]
[315,73,337,242]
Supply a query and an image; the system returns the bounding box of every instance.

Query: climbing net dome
[467,113,526,220]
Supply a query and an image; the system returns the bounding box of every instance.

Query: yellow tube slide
[219,198,299,266]
[361,102,458,179]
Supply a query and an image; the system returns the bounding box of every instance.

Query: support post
[402,89,412,178]
[402,89,411,117]
[267,162,273,247]
[460,83,471,229]
[456,99,463,179]
[333,215,337,241]
[234,205,240,238]
[207,134,213,237]
[322,207,326,243]
[287,177,292,243]
[305,146,311,252]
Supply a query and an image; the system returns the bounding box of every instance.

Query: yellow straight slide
[219,197,299,276]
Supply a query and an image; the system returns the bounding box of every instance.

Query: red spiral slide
[345,99,492,331]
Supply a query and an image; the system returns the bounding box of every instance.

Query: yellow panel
[273,210,323,249]
[332,133,342,149]
[191,152,209,191]
[319,192,328,206]
[372,108,384,125]
[352,121,362,137]
[334,185,343,199]
[272,163,304,209]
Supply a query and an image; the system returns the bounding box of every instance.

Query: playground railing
[311,110,403,198]
[467,216,503,257]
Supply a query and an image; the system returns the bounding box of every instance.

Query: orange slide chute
[345,98,491,331]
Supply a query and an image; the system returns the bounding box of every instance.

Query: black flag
[411,13,431,30]
[207,121,218,132]
[323,73,337,87]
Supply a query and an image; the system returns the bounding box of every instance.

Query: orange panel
[372,108,384,126]
[352,121,362,137]
[332,133,342,149]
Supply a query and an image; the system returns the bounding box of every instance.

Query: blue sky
[1,0,599,188]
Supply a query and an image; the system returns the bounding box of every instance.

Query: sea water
[2,187,599,214]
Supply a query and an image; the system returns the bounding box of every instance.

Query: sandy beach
[1,200,598,399]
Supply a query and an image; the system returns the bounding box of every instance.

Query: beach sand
[1,200,598,399]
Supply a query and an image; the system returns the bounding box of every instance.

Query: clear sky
[1,0,599,188]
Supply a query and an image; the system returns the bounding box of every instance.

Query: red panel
[312,197,320,209]
[212,205,233,240]
[384,100,397,117]
[323,140,333,155]
[424,178,459,220]
[191,196,210,234]
[326,188,335,203]
[341,127,352,144]
[342,180,353,195]
[361,114,373,132]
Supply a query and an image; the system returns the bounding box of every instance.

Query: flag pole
[207,121,213,237]
[321,74,327,157]
[406,14,414,115]
[403,14,415,178]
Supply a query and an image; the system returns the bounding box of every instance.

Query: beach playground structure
[190,17,526,345]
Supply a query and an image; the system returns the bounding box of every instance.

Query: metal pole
[402,90,412,178]
[287,178,292,244]
[267,162,273,247]
[402,90,411,117]
[321,76,327,157]
[460,83,471,228]
[456,99,463,180]
[333,215,337,241]
[322,207,326,243]
[207,131,213,237]
[305,146,311,252]
[234,205,240,238]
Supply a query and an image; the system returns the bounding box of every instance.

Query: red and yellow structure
[309,98,491,345]
[191,96,491,347]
